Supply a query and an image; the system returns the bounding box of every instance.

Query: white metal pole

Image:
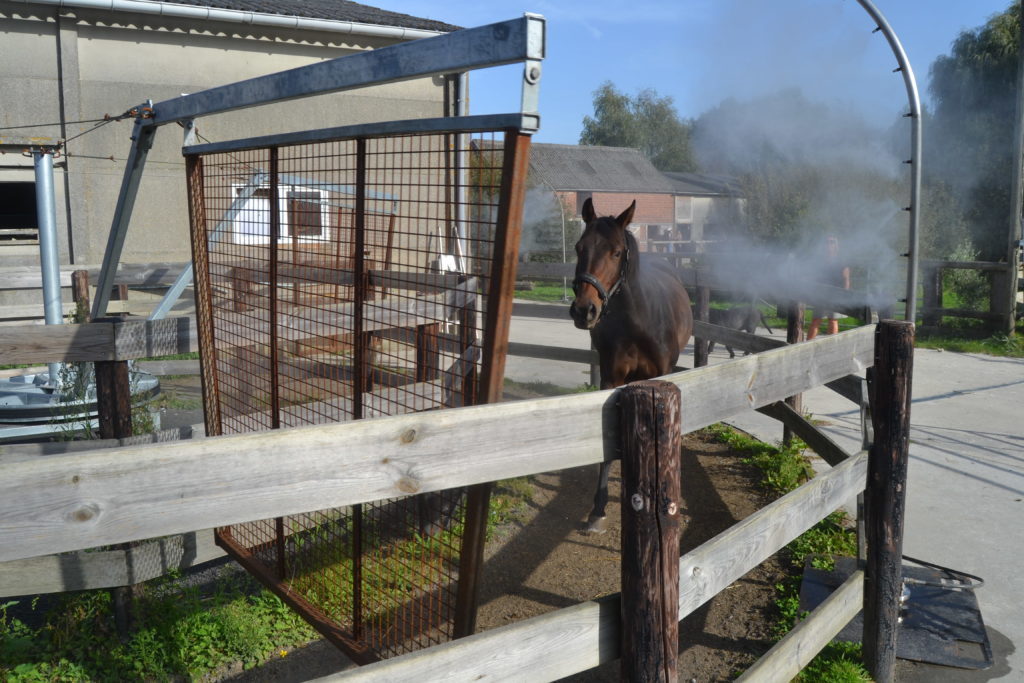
[32,147,63,384]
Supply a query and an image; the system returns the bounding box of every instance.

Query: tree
[691,89,902,246]
[927,4,1020,260]
[580,82,697,172]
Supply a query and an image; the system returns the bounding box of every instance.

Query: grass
[703,424,870,683]
[1,572,317,681]
[513,282,572,303]
[0,480,536,681]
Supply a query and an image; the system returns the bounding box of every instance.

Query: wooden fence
[0,262,188,323]
[0,308,912,681]
[919,258,1018,329]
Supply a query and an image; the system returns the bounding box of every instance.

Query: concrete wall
[0,2,447,267]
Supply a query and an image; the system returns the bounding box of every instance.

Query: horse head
[569,198,635,330]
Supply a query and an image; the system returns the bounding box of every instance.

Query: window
[0,182,38,244]
[229,184,328,244]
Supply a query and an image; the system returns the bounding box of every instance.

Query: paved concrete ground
[505,300,1022,681]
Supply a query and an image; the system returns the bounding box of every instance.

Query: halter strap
[572,246,629,320]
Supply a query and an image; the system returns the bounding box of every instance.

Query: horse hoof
[586,515,608,534]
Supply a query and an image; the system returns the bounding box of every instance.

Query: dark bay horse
[569,198,693,532]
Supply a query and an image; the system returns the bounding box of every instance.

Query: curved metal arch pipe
[854,0,922,322]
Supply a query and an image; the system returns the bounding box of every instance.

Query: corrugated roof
[166,0,460,32]
[528,143,675,194]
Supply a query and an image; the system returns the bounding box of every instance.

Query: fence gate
[185,124,530,662]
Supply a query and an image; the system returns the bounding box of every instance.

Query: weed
[704,424,868,683]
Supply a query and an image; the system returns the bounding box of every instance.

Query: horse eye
[613,249,622,258]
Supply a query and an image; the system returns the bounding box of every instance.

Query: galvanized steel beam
[145,15,546,128]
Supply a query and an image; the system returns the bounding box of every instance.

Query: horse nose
[570,299,598,329]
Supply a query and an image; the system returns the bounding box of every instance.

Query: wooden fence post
[620,380,682,682]
[783,301,805,445]
[71,270,91,323]
[93,321,137,638]
[921,264,941,328]
[863,320,914,682]
[693,285,710,367]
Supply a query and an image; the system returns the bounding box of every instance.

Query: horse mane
[623,228,641,282]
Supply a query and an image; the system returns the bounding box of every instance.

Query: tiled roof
[661,171,743,197]
[165,0,460,33]
[528,144,675,194]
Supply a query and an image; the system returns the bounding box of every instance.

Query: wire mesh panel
[186,128,529,662]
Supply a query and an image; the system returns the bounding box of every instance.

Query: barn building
[525,143,744,258]
[0,0,457,276]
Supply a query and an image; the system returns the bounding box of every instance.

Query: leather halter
[572,245,629,321]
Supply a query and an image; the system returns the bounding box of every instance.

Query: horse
[569,198,694,532]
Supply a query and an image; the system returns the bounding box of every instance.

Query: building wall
[0,2,447,267]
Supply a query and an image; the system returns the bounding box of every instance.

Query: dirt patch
[474,429,781,682]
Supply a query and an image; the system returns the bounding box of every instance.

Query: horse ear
[615,200,636,229]
[581,197,596,224]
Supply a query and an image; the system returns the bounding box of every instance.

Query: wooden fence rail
[0,325,875,565]
[329,451,870,682]
[0,313,907,682]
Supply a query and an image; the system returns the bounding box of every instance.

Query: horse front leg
[587,461,614,533]
[586,355,628,534]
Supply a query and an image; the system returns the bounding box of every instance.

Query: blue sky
[382,0,1014,143]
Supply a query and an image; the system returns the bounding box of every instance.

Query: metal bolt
[630,493,644,511]
[667,502,678,515]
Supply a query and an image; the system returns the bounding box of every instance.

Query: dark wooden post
[693,284,710,367]
[620,380,682,683]
[415,323,440,382]
[95,359,132,441]
[94,337,137,638]
[921,264,941,328]
[783,301,805,445]
[863,320,915,683]
[71,270,91,323]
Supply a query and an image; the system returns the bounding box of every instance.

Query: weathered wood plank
[0,263,189,290]
[507,341,597,365]
[756,401,853,466]
[511,300,568,320]
[332,595,622,682]
[0,326,875,563]
[736,570,864,683]
[678,451,868,617]
[330,454,869,683]
[692,320,786,355]
[0,530,224,596]
[0,322,116,363]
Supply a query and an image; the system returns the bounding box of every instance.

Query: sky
[379,0,1014,144]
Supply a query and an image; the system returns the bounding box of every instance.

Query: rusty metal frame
[187,124,531,662]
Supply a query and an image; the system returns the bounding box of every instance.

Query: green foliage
[580,82,697,172]
[0,575,316,681]
[916,327,1024,357]
[705,424,814,494]
[942,240,991,312]
[692,90,903,245]
[927,4,1020,260]
[704,425,867,682]
[513,283,571,303]
[797,642,872,683]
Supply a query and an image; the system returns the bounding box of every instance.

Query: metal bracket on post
[92,104,156,320]
[518,14,545,133]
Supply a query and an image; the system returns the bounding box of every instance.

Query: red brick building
[528,144,743,254]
